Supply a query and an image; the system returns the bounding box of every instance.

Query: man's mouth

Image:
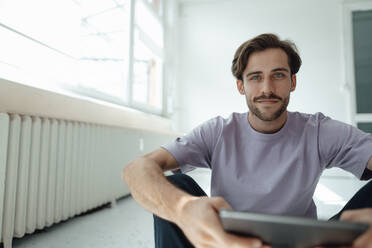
[256,99,279,104]
[254,94,282,103]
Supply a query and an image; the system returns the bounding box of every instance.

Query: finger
[315,245,354,248]
[223,232,263,248]
[353,229,372,248]
[210,197,233,210]
[201,226,262,248]
[205,199,262,247]
[199,204,232,240]
[341,209,372,223]
[314,246,350,248]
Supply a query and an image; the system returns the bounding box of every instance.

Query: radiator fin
[0,114,10,243]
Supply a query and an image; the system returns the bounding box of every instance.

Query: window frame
[342,0,372,127]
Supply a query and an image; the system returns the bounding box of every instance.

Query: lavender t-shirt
[162,112,372,218]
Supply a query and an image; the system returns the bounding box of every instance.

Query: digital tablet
[219,209,369,248]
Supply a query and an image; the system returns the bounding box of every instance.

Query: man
[122,33,372,248]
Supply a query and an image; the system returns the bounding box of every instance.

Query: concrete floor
[8,168,367,248]
[12,196,154,248]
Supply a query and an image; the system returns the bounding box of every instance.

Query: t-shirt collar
[246,111,292,141]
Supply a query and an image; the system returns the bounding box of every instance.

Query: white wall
[173,0,349,132]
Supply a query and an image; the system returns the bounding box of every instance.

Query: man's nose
[261,78,275,95]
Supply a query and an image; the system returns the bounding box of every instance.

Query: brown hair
[231,33,302,80]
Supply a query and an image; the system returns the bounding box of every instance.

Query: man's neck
[248,111,288,134]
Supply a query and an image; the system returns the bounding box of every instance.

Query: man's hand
[175,196,268,248]
[340,208,372,248]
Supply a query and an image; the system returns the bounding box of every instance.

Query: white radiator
[0,113,176,247]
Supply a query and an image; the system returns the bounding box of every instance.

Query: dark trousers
[153,174,372,248]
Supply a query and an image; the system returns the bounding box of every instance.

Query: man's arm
[367,157,372,171]
[122,148,264,248]
[122,148,188,222]
[361,156,372,180]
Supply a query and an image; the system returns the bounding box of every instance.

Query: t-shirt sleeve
[161,117,222,173]
[318,115,372,179]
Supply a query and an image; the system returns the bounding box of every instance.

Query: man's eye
[250,75,260,81]
[273,73,284,78]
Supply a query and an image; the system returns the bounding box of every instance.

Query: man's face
[237,48,296,121]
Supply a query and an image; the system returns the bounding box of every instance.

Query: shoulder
[289,111,328,122]
[291,111,362,142]
[289,111,331,128]
[201,112,247,129]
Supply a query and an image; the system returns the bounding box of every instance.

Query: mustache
[254,93,282,102]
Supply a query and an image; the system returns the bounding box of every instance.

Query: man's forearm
[122,157,195,223]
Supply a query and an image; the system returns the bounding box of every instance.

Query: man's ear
[237,80,245,95]
[290,74,297,92]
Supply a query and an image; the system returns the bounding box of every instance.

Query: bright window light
[0,0,80,55]
[0,0,165,114]
[132,28,163,109]
[0,23,79,89]
[77,0,131,100]
[135,0,163,48]
[0,0,131,102]
[147,0,162,15]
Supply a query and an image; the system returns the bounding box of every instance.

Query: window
[77,0,132,101]
[357,123,372,134]
[353,10,372,114]
[132,0,163,111]
[0,0,164,114]
[343,2,372,132]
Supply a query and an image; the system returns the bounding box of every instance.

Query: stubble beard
[247,95,290,122]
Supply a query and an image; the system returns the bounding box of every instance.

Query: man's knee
[364,179,372,190]
[167,174,197,191]
[166,173,206,197]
